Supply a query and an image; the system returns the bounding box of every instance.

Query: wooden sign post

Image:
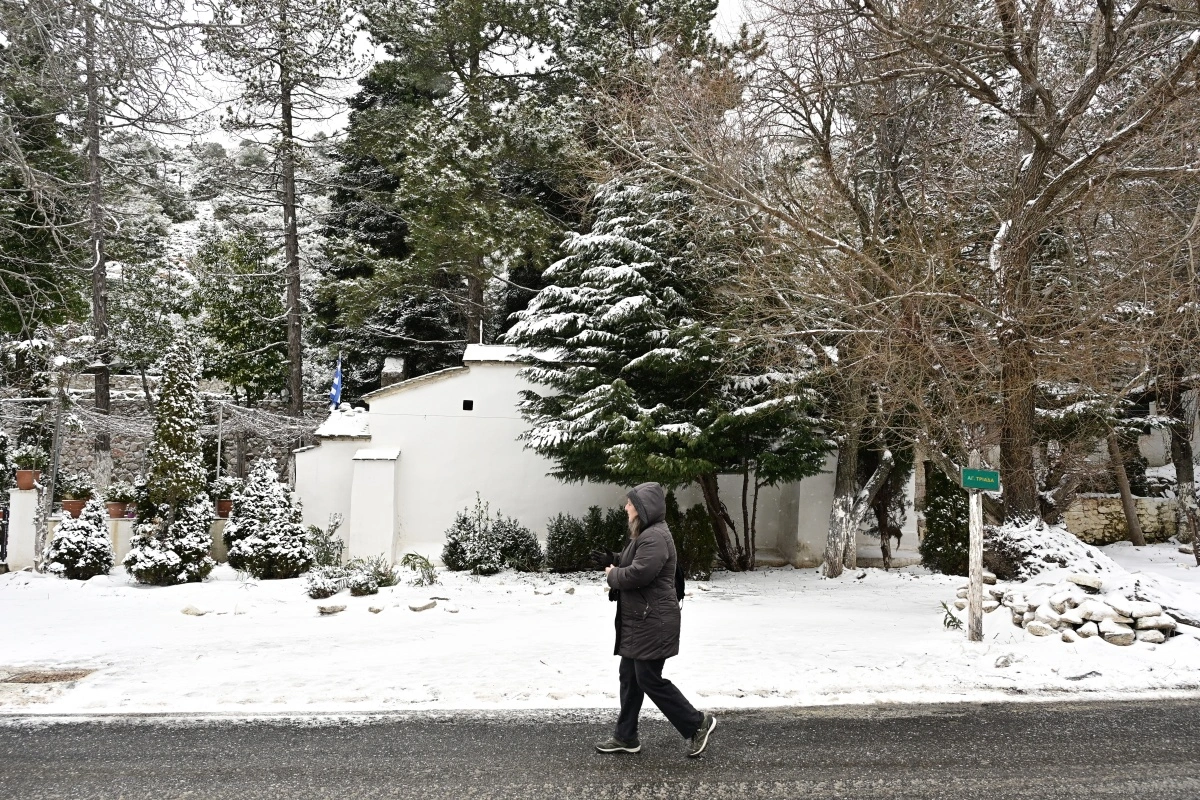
[961,455,999,642]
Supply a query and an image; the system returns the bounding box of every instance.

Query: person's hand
[589,548,617,570]
[604,564,614,577]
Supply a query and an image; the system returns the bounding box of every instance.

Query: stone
[443,604,459,613]
[564,587,575,595]
[318,604,346,616]
[1010,602,1030,614]
[180,605,208,617]
[1127,601,1163,619]
[409,600,437,612]
[954,599,967,610]
[1136,614,1177,631]
[1078,599,1119,622]
[1058,607,1086,627]
[956,588,969,600]
[1179,545,1193,555]
[1099,619,1135,646]
[989,588,1006,601]
[1067,574,1104,591]
[369,606,383,614]
[1136,629,1166,644]
[1023,610,1036,625]
[1104,594,1136,618]
[995,655,1015,668]
[983,571,997,585]
[1034,603,1063,628]
[1078,621,1099,638]
[1011,610,1025,627]
[1049,593,1073,615]
[1061,629,1079,643]
[534,588,553,596]
[1026,620,1055,637]
[983,600,1000,613]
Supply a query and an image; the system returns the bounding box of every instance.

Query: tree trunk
[824,429,859,577]
[999,337,1038,522]
[1106,432,1146,547]
[140,369,156,415]
[466,272,486,346]
[1160,370,1199,561]
[84,7,112,493]
[698,471,745,571]
[740,468,754,571]
[279,22,303,417]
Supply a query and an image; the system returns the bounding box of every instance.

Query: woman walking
[594,481,716,757]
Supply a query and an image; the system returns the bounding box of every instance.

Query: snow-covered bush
[104,480,137,504]
[43,498,114,580]
[304,565,347,599]
[345,554,399,588]
[56,469,95,501]
[209,475,244,501]
[12,442,48,471]
[442,496,542,575]
[347,572,379,597]
[224,459,312,579]
[126,336,216,586]
[124,497,216,585]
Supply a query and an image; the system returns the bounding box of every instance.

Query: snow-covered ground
[2,542,1199,718]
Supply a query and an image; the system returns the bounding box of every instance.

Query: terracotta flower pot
[105,501,127,518]
[216,499,234,518]
[61,499,86,518]
[15,469,40,491]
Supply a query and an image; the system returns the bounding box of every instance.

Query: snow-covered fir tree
[42,498,114,580]
[124,335,215,585]
[224,458,312,579]
[505,173,827,570]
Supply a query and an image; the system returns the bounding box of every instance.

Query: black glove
[589,548,618,570]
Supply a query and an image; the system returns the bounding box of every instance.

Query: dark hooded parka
[606,482,681,660]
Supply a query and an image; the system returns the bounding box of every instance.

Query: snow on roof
[353,448,399,461]
[462,344,537,363]
[314,404,371,439]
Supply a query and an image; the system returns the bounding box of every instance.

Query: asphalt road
[2,699,1199,799]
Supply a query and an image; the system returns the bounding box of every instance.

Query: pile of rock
[999,574,1179,645]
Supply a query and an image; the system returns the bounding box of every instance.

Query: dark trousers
[615,657,703,741]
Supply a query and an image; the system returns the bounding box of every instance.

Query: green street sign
[961,469,1000,491]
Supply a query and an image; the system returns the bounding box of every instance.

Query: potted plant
[13,444,48,491]
[211,475,244,518]
[56,470,95,518]
[104,480,136,518]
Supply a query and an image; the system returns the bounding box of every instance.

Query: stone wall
[1061,494,1179,545]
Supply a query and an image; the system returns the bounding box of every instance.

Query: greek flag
[328,355,343,409]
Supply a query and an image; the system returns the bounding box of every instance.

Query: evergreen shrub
[124,497,217,585]
[442,495,543,574]
[43,499,114,580]
[347,571,379,596]
[224,459,312,579]
[345,554,399,588]
[545,506,628,572]
[399,553,438,586]
[304,566,347,599]
[308,513,345,567]
[919,465,970,576]
[665,492,717,580]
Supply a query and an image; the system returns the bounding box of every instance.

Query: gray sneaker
[687,713,716,757]
[595,735,641,754]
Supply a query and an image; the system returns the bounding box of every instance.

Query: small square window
[462,400,474,411]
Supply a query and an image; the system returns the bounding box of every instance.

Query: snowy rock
[1011,602,1031,614]
[1049,593,1074,614]
[983,571,997,585]
[1061,629,1079,643]
[318,604,346,616]
[1078,621,1100,638]
[180,605,208,617]
[443,604,459,613]
[1067,574,1104,591]
[1135,614,1177,631]
[1078,599,1126,623]
[989,588,1006,601]
[1127,601,1163,619]
[368,606,384,614]
[1034,604,1064,628]
[534,588,553,596]
[1023,610,1036,625]
[1011,610,1025,627]
[1178,545,1193,555]
[1136,629,1166,644]
[994,654,1015,668]
[1058,607,1086,627]
[409,600,437,612]
[983,600,1000,613]
[564,587,575,595]
[956,588,969,600]
[1104,594,1136,618]
[1099,619,1135,646]
[1026,621,1055,637]
[954,599,967,610]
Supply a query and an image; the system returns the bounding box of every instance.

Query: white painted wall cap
[353,448,400,461]
[462,344,560,363]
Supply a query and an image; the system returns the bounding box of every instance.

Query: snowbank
[1,542,1198,718]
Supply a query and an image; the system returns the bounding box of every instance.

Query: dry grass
[1,669,93,684]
